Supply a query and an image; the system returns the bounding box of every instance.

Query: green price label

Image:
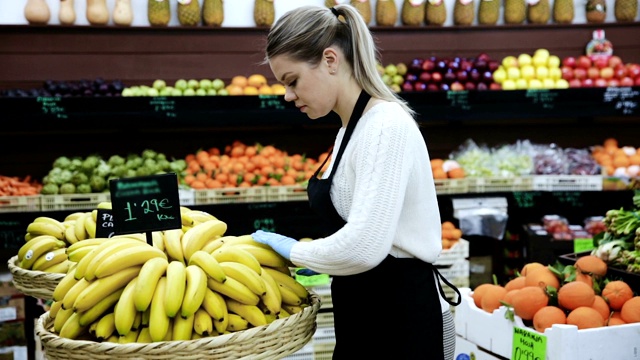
[574,238,595,253]
[512,326,546,360]
[294,268,330,287]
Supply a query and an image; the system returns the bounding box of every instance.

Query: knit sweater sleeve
[289,102,441,275]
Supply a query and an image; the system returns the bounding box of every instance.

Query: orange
[602,280,634,310]
[270,83,286,95]
[472,283,494,309]
[511,286,549,320]
[258,85,274,95]
[524,266,560,290]
[591,295,610,321]
[566,306,604,329]
[231,75,248,88]
[620,296,640,323]
[533,305,566,333]
[247,74,267,88]
[481,285,508,313]
[226,84,244,95]
[243,86,259,95]
[504,276,526,292]
[575,255,607,277]
[557,281,595,311]
[520,262,545,276]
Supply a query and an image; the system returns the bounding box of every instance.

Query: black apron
[307,90,461,359]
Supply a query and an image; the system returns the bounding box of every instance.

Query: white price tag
[0,306,17,322]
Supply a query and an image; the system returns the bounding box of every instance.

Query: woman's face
[269,54,337,119]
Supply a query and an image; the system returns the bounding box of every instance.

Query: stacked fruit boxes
[435,239,470,301]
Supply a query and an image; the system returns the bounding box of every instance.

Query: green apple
[547,55,561,69]
[121,88,135,97]
[517,53,532,67]
[542,78,556,89]
[520,65,535,80]
[528,79,543,89]
[392,74,404,85]
[515,78,528,89]
[174,79,188,91]
[535,66,549,80]
[199,79,212,90]
[195,88,207,96]
[217,88,229,96]
[211,78,225,91]
[129,86,141,96]
[502,55,518,68]
[183,88,196,96]
[187,79,199,89]
[152,79,166,90]
[147,88,160,97]
[555,79,569,89]
[502,79,517,90]
[207,88,217,95]
[492,68,507,83]
[159,87,173,96]
[396,63,408,76]
[507,67,521,80]
[384,64,398,77]
[170,88,183,96]
[381,74,392,86]
[390,84,401,93]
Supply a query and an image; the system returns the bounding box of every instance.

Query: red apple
[577,55,592,69]
[582,78,594,87]
[627,63,640,78]
[489,83,502,90]
[421,59,436,72]
[607,79,620,87]
[620,76,634,87]
[587,67,600,79]
[569,78,582,88]
[413,81,428,92]
[594,78,608,87]
[431,72,442,83]
[450,81,465,91]
[477,53,491,62]
[600,67,614,80]
[562,56,577,68]
[573,68,587,80]
[635,77,640,86]
[561,66,574,80]
[593,57,609,69]
[476,82,489,91]
[427,83,440,92]
[419,72,432,83]
[487,60,500,72]
[464,81,476,91]
[439,83,450,91]
[456,70,469,83]
[614,65,628,79]
[608,55,623,69]
[401,81,414,92]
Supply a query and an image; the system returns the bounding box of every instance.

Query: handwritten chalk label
[253,218,276,232]
[525,89,558,109]
[37,97,68,119]
[603,87,638,115]
[512,326,546,360]
[150,97,177,118]
[446,90,470,110]
[109,173,181,235]
[513,191,543,209]
[95,209,115,238]
[258,95,287,110]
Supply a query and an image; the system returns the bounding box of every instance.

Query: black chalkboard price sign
[95,209,115,238]
[109,173,182,236]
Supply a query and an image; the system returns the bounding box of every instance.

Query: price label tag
[150,97,177,118]
[446,90,470,110]
[294,268,331,287]
[109,173,182,235]
[574,238,595,253]
[37,96,68,119]
[95,209,115,238]
[258,95,287,110]
[512,326,546,360]
[526,89,558,109]
[253,218,276,232]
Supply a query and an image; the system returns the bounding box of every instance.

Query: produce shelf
[40,193,110,211]
[0,196,40,213]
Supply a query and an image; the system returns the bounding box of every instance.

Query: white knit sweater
[290,101,443,274]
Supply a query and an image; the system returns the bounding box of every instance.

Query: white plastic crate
[316,311,334,329]
[437,259,469,283]
[194,187,267,205]
[266,185,308,202]
[40,193,110,211]
[467,176,533,193]
[309,283,332,311]
[434,178,469,194]
[454,336,505,360]
[532,175,603,191]
[0,196,41,213]
[435,238,469,266]
[455,287,640,360]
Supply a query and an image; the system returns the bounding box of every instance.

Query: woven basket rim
[8,255,66,300]
[36,292,321,359]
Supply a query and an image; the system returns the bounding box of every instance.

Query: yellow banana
[92,244,167,279]
[24,233,34,242]
[83,213,97,239]
[59,311,87,340]
[97,201,112,210]
[163,228,185,264]
[226,313,249,332]
[164,261,186,318]
[132,311,142,331]
[225,298,268,327]
[18,235,64,263]
[67,245,99,263]
[277,307,291,319]
[66,237,111,254]
[149,276,170,342]
[220,234,272,250]
[180,265,208,319]
[64,212,86,222]
[200,236,226,253]
[207,276,260,306]
[211,245,262,275]
[141,307,151,328]
[202,287,227,322]
[235,244,289,268]
[152,231,165,252]
[111,233,146,242]
[61,278,91,310]
[262,267,309,300]
[213,310,229,334]
[32,247,68,271]
[73,212,89,241]
[258,272,282,316]
[77,288,124,326]
[180,206,194,226]
[49,300,62,319]
[43,259,72,274]
[53,306,74,333]
[181,219,228,263]
[94,312,116,341]
[281,303,306,315]
[220,261,266,296]
[26,221,65,240]
[265,312,277,324]
[191,332,203,340]
[64,224,78,245]
[188,250,227,284]
[82,239,150,281]
[193,308,213,336]
[172,312,195,341]
[278,283,302,306]
[19,237,66,270]
[137,326,152,343]
[164,318,174,341]
[133,257,169,312]
[73,266,141,313]
[183,210,218,225]
[118,328,139,344]
[53,264,81,302]
[114,277,139,336]
[91,209,98,222]
[88,319,98,336]
[33,216,66,232]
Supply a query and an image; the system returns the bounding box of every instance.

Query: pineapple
[401,0,426,26]
[453,0,475,25]
[177,0,201,26]
[527,0,550,24]
[504,0,526,23]
[376,0,398,26]
[425,0,447,25]
[553,0,574,23]
[203,0,224,27]
[478,0,500,25]
[147,0,170,27]
[254,0,274,27]
[614,0,638,21]
[586,0,607,23]
[351,0,372,24]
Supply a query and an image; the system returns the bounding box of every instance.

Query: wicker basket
[36,293,321,360]
[7,255,65,300]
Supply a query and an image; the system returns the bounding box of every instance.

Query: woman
[252,4,460,359]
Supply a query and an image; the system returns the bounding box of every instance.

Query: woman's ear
[323,47,339,72]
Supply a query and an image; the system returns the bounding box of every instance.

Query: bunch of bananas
[45,207,311,343]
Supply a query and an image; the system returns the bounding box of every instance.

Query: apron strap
[432,266,462,306]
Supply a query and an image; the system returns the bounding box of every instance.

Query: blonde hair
[264,5,415,117]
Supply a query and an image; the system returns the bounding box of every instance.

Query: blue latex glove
[295,268,320,276]
[251,230,296,260]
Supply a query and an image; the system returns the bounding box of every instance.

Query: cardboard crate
[40,193,110,211]
[455,287,640,360]
[532,175,603,191]
[435,239,470,266]
[434,178,469,194]
[467,177,533,193]
[194,187,267,205]
[266,185,308,202]
[0,196,40,213]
